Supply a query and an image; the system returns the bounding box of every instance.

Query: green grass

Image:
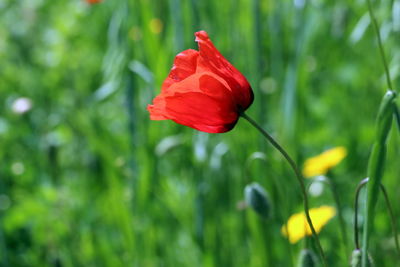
[1,0,399,266]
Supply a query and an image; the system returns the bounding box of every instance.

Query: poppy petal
[162,49,199,91]
[165,92,238,133]
[157,72,231,99]
[194,31,253,110]
[148,73,238,133]
[147,96,168,120]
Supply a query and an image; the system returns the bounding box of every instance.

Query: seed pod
[244,182,271,219]
[297,249,318,267]
[351,249,374,267]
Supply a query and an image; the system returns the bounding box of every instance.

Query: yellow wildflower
[281,206,336,244]
[302,147,347,178]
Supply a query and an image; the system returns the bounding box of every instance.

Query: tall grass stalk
[361,0,397,264]
[361,91,396,267]
[317,175,349,260]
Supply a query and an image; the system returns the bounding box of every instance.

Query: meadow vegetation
[1,0,400,266]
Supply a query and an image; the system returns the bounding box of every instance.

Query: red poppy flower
[85,0,102,4]
[148,31,253,133]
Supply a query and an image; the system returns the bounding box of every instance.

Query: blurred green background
[1,0,400,266]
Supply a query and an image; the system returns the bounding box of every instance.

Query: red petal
[147,97,168,120]
[148,31,254,133]
[165,92,238,133]
[85,0,102,4]
[161,49,199,92]
[157,71,230,99]
[148,73,238,133]
[194,31,253,111]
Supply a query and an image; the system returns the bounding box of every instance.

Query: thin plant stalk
[354,178,369,249]
[354,178,400,258]
[380,184,400,257]
[240,112,327,267]
[329,180,349,255]
[315,175,349,259]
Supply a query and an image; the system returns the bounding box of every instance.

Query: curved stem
[354,178,369,249]
[380,183,400,257]
[354,178,400,258]
[240,112,327,266]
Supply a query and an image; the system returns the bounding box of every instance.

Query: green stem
[308,176,348,260]
[394,104,400,131]
[354,178,369,249]
[380,183,400,258]
[366,0,393,91]
[240,112,327,267]
[354,178,400,258]
[320,175,349,259]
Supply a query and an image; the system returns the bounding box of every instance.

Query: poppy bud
[350,249,374,267]
[244,182,271,219]
[297,249,318,267]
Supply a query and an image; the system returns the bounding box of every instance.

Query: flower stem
[319,175,349,259]
[240,112,327,267]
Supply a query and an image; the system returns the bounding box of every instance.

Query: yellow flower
[281,206,336,244]
[302,147,347,178]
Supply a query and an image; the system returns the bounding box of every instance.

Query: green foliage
[0,0,399,266]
